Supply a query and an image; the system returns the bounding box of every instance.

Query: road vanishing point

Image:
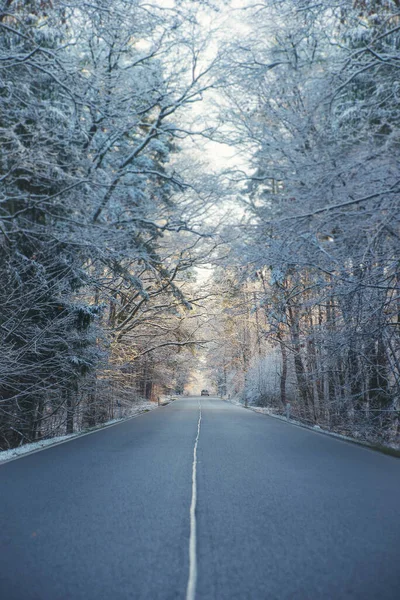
[1,397,399,599]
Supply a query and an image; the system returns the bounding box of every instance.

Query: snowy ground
[223,400,400,454]
[0,399,158,464]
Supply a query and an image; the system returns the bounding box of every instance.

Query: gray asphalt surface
[0,397,399,600]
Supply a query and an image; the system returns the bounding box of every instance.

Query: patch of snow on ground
[0,433,78,463]
[225,400,399,453]
[222,395,243,407]
[0,400,157,463]
[247,406,400,451]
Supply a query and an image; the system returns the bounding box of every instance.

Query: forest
[1,0,399,450]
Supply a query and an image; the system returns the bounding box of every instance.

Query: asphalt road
[1,397,399,600]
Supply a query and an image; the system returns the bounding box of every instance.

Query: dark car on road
[201,389,210,396]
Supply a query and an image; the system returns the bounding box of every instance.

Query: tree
[0,0,222,448]
[0,0,103,447]
[209,0,400,444]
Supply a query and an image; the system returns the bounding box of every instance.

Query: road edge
[0,406,160,466]
[223,399,400,459]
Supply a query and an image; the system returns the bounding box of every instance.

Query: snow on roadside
[223,400,400,453]
[0,399,157,464]
[248,406,400,451]
[222,395,243,407]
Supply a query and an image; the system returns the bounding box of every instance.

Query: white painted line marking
[186,399,202,600]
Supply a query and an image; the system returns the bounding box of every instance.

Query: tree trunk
[66,391,74,435]
[278,329,287,407]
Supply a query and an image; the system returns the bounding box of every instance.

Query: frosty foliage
[205,0,400,447]
[0,0,219,448]
[1,0,399,450]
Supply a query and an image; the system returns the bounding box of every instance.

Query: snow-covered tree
[211,0,400,444]
[0,0,221,448]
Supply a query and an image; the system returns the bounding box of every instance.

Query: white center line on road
[186,398,202,600]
